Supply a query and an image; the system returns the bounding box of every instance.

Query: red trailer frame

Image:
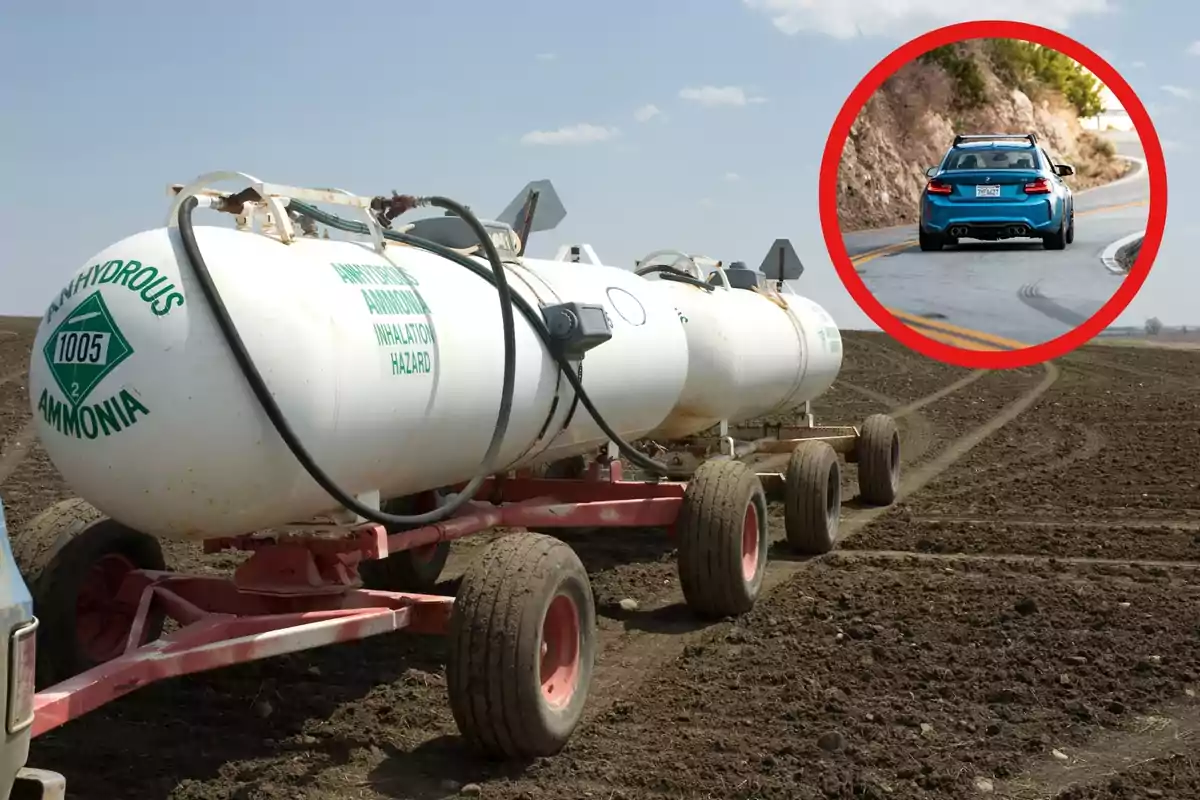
[21,413,901,761]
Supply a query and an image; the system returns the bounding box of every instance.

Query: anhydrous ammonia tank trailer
[27,176,843,542]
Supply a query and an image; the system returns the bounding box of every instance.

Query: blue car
[918,133,1075,252]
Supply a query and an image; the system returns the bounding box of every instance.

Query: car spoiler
[953,133,1038,147]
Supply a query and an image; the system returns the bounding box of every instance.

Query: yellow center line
[851,239,917,266]
[887,308,1029,350]
[910,327,1003,351]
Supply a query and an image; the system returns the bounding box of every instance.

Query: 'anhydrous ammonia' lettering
[45,259,185,323]
[361,288,430,316]
[38,388,150,440]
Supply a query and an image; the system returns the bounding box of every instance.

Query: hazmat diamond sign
[43,291,134,407]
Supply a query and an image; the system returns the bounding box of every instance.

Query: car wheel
[1065,213,1075,245]
[918,227,944,252]
[1043,217,1068,251]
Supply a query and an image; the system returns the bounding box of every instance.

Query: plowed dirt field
[2,319,1197,800]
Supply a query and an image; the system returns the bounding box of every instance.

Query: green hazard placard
[43,291,134,407]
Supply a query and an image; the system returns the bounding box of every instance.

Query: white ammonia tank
[29,218,690,541]
[28,176,844,543]
[630,248,843,441]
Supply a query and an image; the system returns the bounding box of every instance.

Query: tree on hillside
[987,40,1105,118]
[1145,317,1163,336]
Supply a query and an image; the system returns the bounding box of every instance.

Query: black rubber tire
[447,532,596,759]
[359,494,451,593]
[783,441,842,555]
[856,414,901,506]
[918,227,944,252]
[676,459,768,619]
[14,498,166,688]
[1065,212,1076,244]
[1043,216,1068,250]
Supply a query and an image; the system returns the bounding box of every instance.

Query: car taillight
[8,618,37,734]
[1024,178,1051,194]
[926,179,952,195]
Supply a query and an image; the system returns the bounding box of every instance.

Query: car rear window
[943,148,1041,171]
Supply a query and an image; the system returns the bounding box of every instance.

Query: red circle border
[819,20,1168,370]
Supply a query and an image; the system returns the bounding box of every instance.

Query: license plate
[975,184,1001,198]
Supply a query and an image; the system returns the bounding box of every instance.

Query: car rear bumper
[922,195,1062,236]
[926,221,1058,240]
[11,768,66,799]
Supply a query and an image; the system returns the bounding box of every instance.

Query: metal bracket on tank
[799,401,815,428]
[718,420,736,458]
[167,173,389,253]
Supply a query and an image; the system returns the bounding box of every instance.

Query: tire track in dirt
[995,699,1200,799]
[907,515,1200,531]
[584,361,1058,719]
[835,548,1200,571]
[933,422,1106,501]
[833,361,1060,539]
[838,369,986,467]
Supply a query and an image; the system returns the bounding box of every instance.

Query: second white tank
[632,251,843,441]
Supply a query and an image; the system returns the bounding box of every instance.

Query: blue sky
[1,0,1195,326]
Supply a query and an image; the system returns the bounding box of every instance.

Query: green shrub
[920,45,988,109]
[986,39,1105,118]
[919,39,1106,119]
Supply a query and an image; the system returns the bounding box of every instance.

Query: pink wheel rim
[540,593,581,708]
[741,501,761,582]
[75,553,137,663]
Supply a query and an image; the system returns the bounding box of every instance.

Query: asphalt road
[842,132,1149,349]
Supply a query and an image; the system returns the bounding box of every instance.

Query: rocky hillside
[837,39,1130,232]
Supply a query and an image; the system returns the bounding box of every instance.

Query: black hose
[176,194,518,527]
[658,272,716,292]
[634,263,714,292]
[285,200,672,477]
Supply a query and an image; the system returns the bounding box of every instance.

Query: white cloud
[742,0,1111,39]
[679,85,767,107]
[634,104,663,122]
[520,123,619,146]
[724,172,742,182]
[536,53,556,61]
[1188,41,1200,56]
[1161,85,1193,100]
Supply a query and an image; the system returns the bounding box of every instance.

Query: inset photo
[821,21,1167,369]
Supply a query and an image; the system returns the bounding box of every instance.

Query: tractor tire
[856,414,901,506]
[14,498,166,688]
[783,441,842,555]
[447,532,596,759]
[676,459,768,619]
